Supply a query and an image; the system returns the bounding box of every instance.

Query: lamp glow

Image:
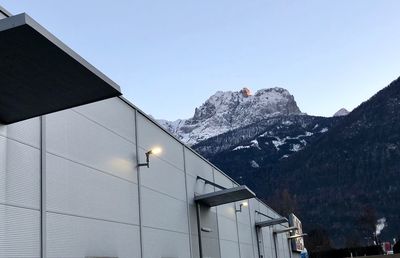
[150,147,162,155]
[242,201,248,207]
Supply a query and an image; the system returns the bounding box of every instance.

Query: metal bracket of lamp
[287,233,307,239]
[235,201,249,213]
[138,147,162,168]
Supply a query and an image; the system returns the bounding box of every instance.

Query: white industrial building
[0,5,304,258]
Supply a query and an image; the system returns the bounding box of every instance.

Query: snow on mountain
[158,87,302,145]
[333,108,350,117]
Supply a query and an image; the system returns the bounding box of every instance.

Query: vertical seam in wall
[234,193,242,258]
[212,169,223,258]
[256,212,264,257]
[182,148,194,258]
[134,109,144,258]
[40,116,46,258]
[248,201,256,258]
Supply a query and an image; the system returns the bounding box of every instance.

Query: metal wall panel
[213,170,234,189]
[191,234,221,258]
[261,227,275,258]
[219,239,240,258]
[275,233,290,258]
[0,117,40,148]
[217,202,237,223]
[140,153,186,202]
[136,113,184,171]
[142,227,191,258]
[0,136,40,209]
[46,109,137,183]
[46,212,140,258]
[141,187,189,234]
[240,243,255,258]
[184,149,214,180]
[237,221,253,245]
[45,100,140,258]
[197,204,220,239]
[73,97,135,143]
[0,204,40,258]
[218,215,239,242]
[46,153,139,225]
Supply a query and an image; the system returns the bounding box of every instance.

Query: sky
[2,0,400,120]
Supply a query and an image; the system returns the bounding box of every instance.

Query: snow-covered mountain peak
[159,87,302,145]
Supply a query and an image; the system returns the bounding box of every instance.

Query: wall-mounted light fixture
[138,147,162,168]
[235,201,248,213]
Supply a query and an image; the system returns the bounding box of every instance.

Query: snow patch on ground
[272,138,285,150]
[270,131,314,151]
[259,131,272,138]
[233,139,262,151]
[290,144,302,152]
[250,160,260,168]
[250,139,261,149]
[233,145,251,151]
[320,127,328,133]
[282,120,293,125]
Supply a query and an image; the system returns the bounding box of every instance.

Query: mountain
[194,114,342,161]
[160,79,400,248]
[333,108,350,117]
[255,77,400,248]
[192,114,343,186]
[159,87,302,145]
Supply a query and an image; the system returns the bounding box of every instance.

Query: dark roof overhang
[0,13,121,124]
[194,185,255,207]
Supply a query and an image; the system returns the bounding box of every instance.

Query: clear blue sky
[2,1,400,120]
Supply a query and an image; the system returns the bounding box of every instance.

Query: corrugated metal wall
[0,97,297,258]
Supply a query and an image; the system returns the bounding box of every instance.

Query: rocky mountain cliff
[158,87,302,145]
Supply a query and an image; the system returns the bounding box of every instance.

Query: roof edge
[0,5,11,17]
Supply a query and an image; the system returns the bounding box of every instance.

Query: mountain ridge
[158,87,302,145]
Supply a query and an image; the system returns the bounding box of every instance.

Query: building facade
[0,5,302,258]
